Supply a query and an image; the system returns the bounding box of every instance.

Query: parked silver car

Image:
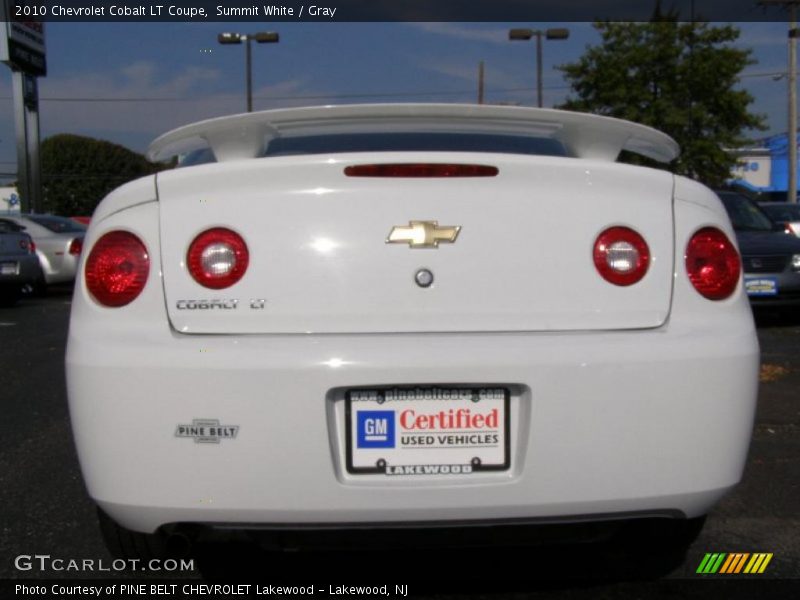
[0,220,42,306]
[0,214,86,287]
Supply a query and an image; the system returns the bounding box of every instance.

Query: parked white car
[66,104,759,561]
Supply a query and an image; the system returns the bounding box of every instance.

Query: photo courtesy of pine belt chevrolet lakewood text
[65,104,759,560]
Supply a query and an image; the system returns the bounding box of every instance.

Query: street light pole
[759,0,800,203]
[245,36,252,113]
[477,60,485,104]
[790,14,798,203]
[509,27,569,108]
[218,31,279,113]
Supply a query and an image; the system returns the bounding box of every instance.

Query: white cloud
[40,60,223,104]
[0,62,331,155]
[120,61,156,88]
[404,23,510,45]
[420,60,517,89]
[0,67,311,167]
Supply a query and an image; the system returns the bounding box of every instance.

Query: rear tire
[97,508,172,561]
[0,287,20,307]
[31,275,47,297]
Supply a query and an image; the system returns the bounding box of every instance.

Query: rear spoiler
[147,103,679,164]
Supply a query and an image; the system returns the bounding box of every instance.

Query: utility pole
[477,61,485,104]
[218,31,279,113]
[790,12,798,203]
[760,1,800,203]
[509,28,570,108]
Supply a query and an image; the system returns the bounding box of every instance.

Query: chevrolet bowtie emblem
[386,221,461,249]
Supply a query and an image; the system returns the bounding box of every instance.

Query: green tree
[557,19,765,186]
[40,134,169,215]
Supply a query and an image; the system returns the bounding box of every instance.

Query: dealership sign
[0,1,46,76]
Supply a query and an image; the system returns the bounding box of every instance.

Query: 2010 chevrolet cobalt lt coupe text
[65,104,759,561]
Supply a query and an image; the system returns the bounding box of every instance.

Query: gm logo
[356,411,395,448]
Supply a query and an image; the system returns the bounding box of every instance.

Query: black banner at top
[4,0,796,22]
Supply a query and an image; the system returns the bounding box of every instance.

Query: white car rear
[65,104,759,559]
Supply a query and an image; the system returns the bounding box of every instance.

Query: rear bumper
[749,295,800,307]
[39,250,79,284]
[0,254,41,286]
[66,318,759,534]
[169,512,696,551]
[745,270,800,306]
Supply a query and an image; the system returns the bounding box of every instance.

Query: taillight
[19,238,34,253]
[29,239,35,254]
[187,228,249,289]
[685,227,741,300]
[344,164,499,177]
[69,238,83,255]
[85,231,150,307]
[593,226,650,286]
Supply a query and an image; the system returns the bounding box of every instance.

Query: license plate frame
[745,276,778,296]
[1,262,18,276]
[345,386,510,476]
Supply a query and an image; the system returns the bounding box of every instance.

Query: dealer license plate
[745,276,778,296]
[1,262,18,276]
[345,386,510,475]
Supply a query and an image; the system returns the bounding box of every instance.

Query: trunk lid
[0,231,31,257]
[157,153,674,334]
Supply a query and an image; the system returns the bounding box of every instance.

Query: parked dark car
[717,191,800,306]
[760,202,800,237]
[0,220,43,306]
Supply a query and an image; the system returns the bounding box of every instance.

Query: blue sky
[0,21,793,178]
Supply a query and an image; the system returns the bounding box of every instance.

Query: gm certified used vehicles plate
[346,386,510,475]
[66,104,759,563]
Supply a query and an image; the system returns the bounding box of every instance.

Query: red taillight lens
[69,238,83,255]
[29,239,35,254]
[187,228,249,289]
[85,231,149,307]
[593,226,650,286]
[685,227,741,300]
[344,164,499,177]
[19,238,33,253]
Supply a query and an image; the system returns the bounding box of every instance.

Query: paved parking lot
[0,289,797,595]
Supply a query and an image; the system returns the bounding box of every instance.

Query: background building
[0,185,19,212]
[730,132,797,201]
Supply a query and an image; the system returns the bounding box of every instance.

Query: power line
[40,174,153,180]
[740,70,800,78]
[0,85,571,104]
